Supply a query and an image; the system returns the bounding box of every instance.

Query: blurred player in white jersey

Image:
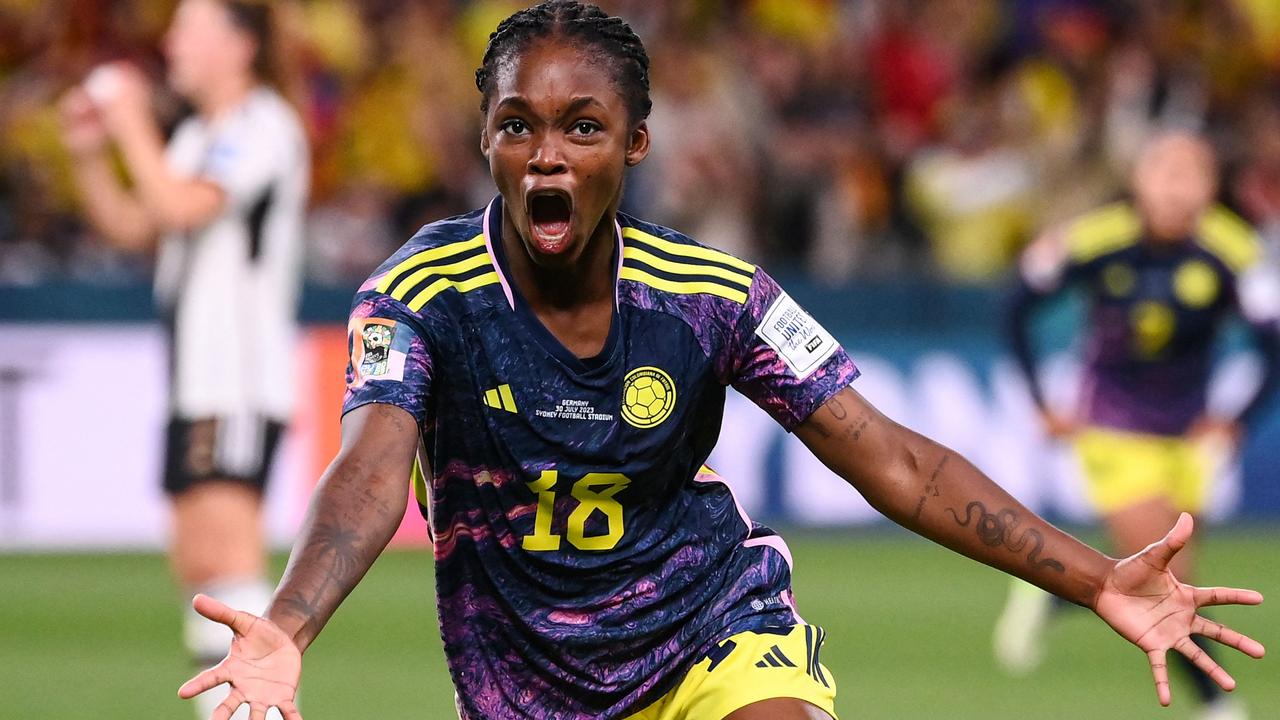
[58,1,309,717]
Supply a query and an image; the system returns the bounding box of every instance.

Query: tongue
[531,196,571,239]
[534,218,570,237]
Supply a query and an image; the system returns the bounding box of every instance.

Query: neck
[501,205,618,311]
[192,73,255,120]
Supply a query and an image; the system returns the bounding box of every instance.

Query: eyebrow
[493,95,608,119]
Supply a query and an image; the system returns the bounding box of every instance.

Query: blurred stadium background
[1,0,1278,718]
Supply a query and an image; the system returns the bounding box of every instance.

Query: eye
[500,119,529,136]
[570,121,601,136]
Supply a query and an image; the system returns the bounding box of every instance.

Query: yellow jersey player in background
[999,130,1280,720]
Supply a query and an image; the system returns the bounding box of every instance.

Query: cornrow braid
[475,0,651,125]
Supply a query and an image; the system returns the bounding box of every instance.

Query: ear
[624,121,650,167]
[480,124,491,159]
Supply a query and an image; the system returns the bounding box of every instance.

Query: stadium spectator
[2,0,1280,282]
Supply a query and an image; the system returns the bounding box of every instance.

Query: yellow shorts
[1073,427,1211,514]
[626,624,838,720]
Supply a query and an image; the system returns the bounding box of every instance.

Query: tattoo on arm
[912,453,950,521]
[828,398,848,420]
[272,462,405,644]
[945,501,1066,573]
[813,398,870,442]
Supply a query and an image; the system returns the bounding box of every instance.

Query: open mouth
[527,191,573,249]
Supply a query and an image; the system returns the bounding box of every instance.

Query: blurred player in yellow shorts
[999,131,1280,720]
[1074,428,1213,516]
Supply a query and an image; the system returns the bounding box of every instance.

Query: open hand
[1093,513,1265,706]
[178,594,304,720]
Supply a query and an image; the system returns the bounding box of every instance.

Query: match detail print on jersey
[754,293,839,380]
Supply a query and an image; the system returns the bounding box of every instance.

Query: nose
[528,137,567,176]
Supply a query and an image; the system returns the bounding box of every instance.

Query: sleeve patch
[349,318,411,387]
[754,292,839,380]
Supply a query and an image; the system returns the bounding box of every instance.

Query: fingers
[192,593,260,636]
[1193,586,1264,608]
[1146,649,1172,707]
[177,666,228,699]
[1193,616,1267,659]
[211,688,246,720]
[1138,512,1193,572]
[280,700,305,720]
[1174,636,1236,692]
[249,702,270,720]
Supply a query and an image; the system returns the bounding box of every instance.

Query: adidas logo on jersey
[755,645,797,668]
[483,385,518,413]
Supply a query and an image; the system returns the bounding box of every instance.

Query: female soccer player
[59,2,308,719]
[996,131,1280,720]
[179,4,1264,719]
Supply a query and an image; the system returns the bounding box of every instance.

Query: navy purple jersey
[342,198,859,719]
[1015,202,1280,435]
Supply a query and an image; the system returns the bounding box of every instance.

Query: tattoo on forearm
[273,464,404,642]
[945,501,1066,573]
[912,453,950,521]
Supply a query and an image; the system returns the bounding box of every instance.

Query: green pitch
[3,527,1276,719]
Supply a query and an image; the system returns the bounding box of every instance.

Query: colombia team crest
[621,366,676,428]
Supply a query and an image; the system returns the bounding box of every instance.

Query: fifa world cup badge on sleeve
[756,292,838,380]
[349,318,410,387]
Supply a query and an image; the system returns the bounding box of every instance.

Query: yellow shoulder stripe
[1065,203,1141,262]
[389,251,494,301]
[376,235,486,293]
[620,266,748,304]
[623,246,753,288]
[1197,206,1260,272]
[622,227,756,274]
[405,271,500,312]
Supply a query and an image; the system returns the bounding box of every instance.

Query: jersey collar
[482,196,624,374]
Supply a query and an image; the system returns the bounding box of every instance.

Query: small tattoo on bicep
[911,453,950,521]
[945,501,1066,573]
[827,399,848,420]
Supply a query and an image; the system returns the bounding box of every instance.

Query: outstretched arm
[796,387,1265,705]
[796,388,1107,605]
[266,402,418,650]
[179,402,418,718]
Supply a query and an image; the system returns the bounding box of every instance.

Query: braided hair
[475,0,651,125]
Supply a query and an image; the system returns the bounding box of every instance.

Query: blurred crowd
[4,0,1280,287]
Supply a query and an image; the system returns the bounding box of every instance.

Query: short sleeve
[725,269,859,430]
[200,113,285,210]
[1237,259,1280,328]
[342,294,434,427]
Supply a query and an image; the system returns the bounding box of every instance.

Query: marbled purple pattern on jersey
[340,208,855,719]
[341,294,434,425]
[1079,304,1211,435]
[616,263,858,431]
[729,270,859,428]
[435,462,797,719]
[1060,239,1239,436]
